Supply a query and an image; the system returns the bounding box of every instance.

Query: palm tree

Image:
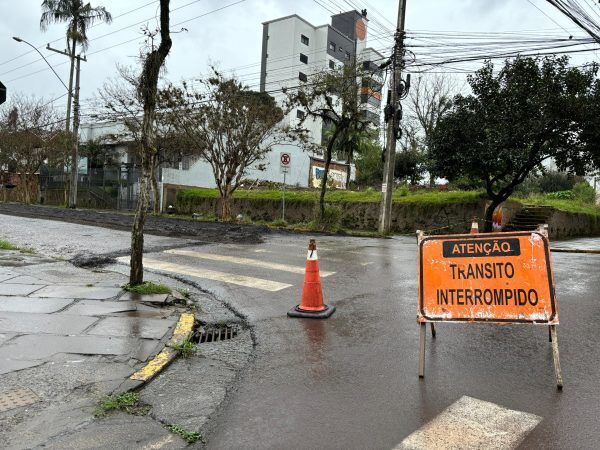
[40,1,112,207]
[40,0,112,122]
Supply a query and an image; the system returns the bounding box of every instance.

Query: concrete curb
[129,312,196,383]
[551,248,600,254]
[113,313,196,394]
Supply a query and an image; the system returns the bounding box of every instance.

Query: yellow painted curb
[129,313,196,382]
[167,313,195,347]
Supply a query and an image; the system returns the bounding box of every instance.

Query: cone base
[287,304,336,319]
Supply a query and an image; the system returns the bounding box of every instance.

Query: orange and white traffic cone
[470,218,479,234]
[287,239,335,319]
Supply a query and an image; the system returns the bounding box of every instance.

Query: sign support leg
[548,326,552,342]
[430,323,436,338]
[550,325,563,389]
[419,323,426,378]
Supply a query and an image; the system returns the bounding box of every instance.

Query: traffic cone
[288,239,335,319]
[470,219,479,234]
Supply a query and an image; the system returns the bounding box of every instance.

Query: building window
[299,53,308,64]
[301,34,309,45]
[296,109,305,119]
[329,60,335,69]
[299,72,307,82]
[329,41,336,51]
[345,51,351,59]
[182,156,191,171]
[339,46,343,52]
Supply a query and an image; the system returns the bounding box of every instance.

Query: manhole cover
[0,388,40,413]
[197,325,239,343]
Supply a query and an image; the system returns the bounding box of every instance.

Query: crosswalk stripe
[164,249,335,277]
[394,396,542,450]
[116,257,293,292]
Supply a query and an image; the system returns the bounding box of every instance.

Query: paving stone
[0,333,16,345]
[30,285,122,300]
[87,316,176,339]
[5,275,47,284]
[0,312,97,334]
[0,283,45,296]
[41,413,186,450]
[63,300,138,316]
[0,272,17,283]
[119,292,170,304]
[0,358,45,375]
[0,297,73,314]
[0,334,160,364]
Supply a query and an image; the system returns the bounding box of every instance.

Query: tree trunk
[130,148,151,284]
[150,157,160,214]
[484,198,502,232]
[220,186,232,221]
[319,127,340,220]
[128,0,172,286]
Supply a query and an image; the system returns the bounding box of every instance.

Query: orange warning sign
[418,231,558,324]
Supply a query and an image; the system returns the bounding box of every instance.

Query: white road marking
[395,396,542,450]
[164,249,335,277]
[116,257,293,292]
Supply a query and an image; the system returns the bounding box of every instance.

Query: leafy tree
[394,148,426,185]
[129,0,172,286]
[430,56,600,231]
[287,63,372,219]
[354,130,383,187]
[161,69,297,221]
[94,66,190,213]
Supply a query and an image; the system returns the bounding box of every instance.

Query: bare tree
[162,69,298,221]
[94,65,183,213]
[129,0,172,286]
[406,74,458,185]
[0,96,62,203]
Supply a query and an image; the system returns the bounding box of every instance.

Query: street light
[12,37,69,92]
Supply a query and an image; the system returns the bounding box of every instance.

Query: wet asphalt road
[138,235,600,450]
[1,209,599,449]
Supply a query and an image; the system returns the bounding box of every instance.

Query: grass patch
[0,239,34,254]
[123,281,172,295]
[166,425,202,443]
[177,187,484,205]
[517,195,600,217]
[176,287,191,299]
[171,336,197,358]
[95,392,150,417]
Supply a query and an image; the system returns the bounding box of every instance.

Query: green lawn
[518,195,600,217]
[177,187,484,205]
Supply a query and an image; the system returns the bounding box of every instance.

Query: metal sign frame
[416,225,563,389]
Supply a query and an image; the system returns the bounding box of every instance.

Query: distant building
[76,10,385,209]
[259,10,384,187]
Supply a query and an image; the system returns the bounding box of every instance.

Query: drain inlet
[196,325,239,343]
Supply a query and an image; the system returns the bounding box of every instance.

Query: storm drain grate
[0,388,40,413]
[197,325,239,343]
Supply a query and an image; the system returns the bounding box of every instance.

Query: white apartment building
[259,10,385,188]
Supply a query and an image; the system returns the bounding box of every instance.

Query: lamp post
[12,37,69,94]
[13,36,84,208]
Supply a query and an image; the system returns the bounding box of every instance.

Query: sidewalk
[0,249,186,448]
[551,236,600,253]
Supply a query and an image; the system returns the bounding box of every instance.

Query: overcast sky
[0,0,597,121]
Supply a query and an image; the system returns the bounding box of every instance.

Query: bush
[538,171,578,193]
[396,184,409,197]
[311,203,342,232]
[573,182,596,204]
[546,190,575,200]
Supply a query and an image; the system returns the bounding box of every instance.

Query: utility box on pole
[0,81,6,105]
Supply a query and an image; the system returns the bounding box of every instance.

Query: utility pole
[46,44,86,208]
[378,0,407,234]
